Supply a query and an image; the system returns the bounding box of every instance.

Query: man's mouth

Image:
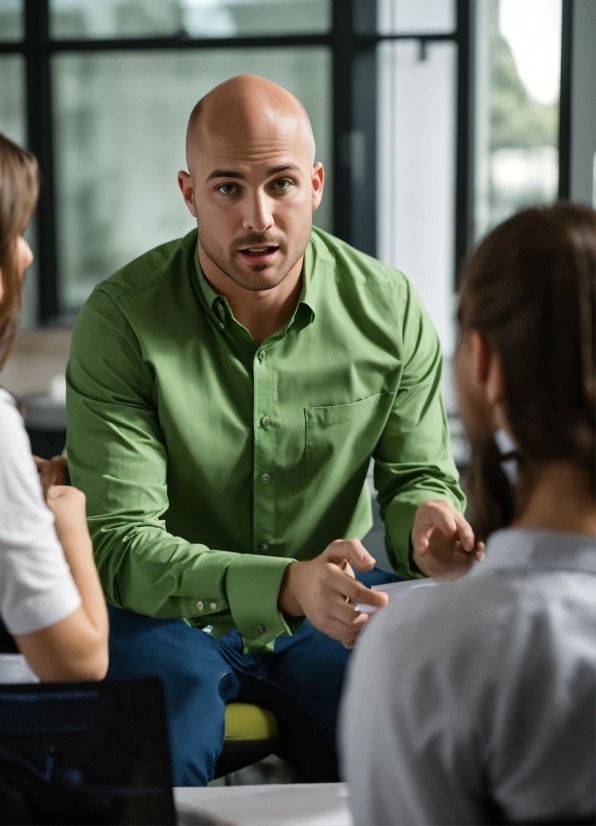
[238,246,280,262]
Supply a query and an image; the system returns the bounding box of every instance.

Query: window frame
[0,0,572,324]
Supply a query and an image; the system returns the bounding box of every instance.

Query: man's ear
[311,162,324,211]
[178,171,197,218]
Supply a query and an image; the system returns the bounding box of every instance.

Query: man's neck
[512,461,596,536]
[199,247,304,345]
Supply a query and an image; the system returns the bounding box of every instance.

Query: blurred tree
[490,32,558,150]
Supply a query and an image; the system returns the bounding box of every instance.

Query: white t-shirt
[0,389,81,682]
[341,528,596,825]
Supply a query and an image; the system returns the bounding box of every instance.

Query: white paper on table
[354,578,437,614]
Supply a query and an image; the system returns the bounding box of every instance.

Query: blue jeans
[106,566,398,786]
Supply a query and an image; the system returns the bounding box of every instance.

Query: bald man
[67,75,478,786]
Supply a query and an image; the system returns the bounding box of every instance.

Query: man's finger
[325,565,388,608]
[328,596,373,626]
[325,613,369,648]
[340,575,389,609]
[452,511,475,552]
[340,559,356,579]
[326,538,376,572]
[412,507,458,555]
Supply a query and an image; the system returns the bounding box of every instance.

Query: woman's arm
[14,486,108,681]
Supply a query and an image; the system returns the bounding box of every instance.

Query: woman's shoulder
[0,387,29,458]
[0,388,47,518]
[0,387,23,424]
[0,386,19,411]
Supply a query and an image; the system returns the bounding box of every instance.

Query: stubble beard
[198,223,311,293]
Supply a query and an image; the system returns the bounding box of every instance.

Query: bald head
[178,74,325,299]
[186,74,315,170]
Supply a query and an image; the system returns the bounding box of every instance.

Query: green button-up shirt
[66,227,464,652]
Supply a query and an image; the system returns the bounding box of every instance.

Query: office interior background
[0,0,595,569]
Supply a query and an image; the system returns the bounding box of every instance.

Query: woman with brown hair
[0,132,108,682]
[341,203,596,825]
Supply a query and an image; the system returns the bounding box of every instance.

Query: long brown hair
[0,133,39,369]
[458,203,596,540]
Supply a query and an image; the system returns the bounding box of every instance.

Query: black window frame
[0,0,572,324]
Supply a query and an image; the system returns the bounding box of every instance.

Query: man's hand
[278,539,389,648]
[34,455,70,499]
[411,500,485,580]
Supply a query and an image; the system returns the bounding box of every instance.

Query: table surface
[174,782,353,826]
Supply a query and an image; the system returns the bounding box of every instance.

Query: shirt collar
[193,236,320,328]
[299,234,320,320]
[194,247,228,323]
[470,528,596,578]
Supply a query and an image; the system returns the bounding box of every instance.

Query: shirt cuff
[226,554,297,653]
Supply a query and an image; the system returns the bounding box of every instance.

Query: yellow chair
[213,703,279,779]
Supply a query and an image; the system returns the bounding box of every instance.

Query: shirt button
[260,416,271,427]
[257,624,266,635]
[196,601,204,611]
[258,544,269,554]
[260,473,271,484]
[258,350,267,362]
[209,602,217,611]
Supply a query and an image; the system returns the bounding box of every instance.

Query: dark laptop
[0,677,176,825]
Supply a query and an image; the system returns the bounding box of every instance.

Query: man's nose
[243,191,274,232]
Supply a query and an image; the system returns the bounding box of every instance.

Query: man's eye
[273,179,292,190]
[218,184,238,195]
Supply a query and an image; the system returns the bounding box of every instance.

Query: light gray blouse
[341,528,596,825]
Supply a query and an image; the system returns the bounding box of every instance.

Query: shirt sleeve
[0,393,82,636]
[373,277,466,578]
[66,287,296,653]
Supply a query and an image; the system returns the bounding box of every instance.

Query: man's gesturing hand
[411,500,485,580]
[278,539,388,648]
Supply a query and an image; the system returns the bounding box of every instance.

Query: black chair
[0,678,176,825]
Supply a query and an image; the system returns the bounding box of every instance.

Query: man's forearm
[90,518,297,652]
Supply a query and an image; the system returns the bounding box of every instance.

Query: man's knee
[106,606,234,786]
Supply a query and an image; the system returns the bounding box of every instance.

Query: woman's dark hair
[457,203,596,540]
[0,132,39,369]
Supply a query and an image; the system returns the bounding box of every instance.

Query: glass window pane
[53,48,332,314]
[378,0,455,35]
[377,40,457,355]
[0,53,25,144]
[50,0,330,39]
[0,0,23,42]
[474,0,561,238]
[0,55,37,327]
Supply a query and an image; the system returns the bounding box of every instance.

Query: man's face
[180,124,324,292]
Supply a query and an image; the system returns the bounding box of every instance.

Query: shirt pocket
[304,393,394,479]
